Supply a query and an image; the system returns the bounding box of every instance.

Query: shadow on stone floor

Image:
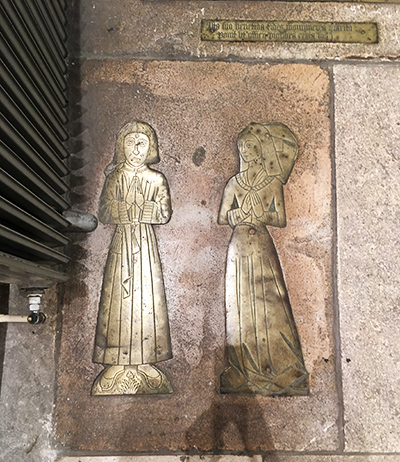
[184,397,279,459]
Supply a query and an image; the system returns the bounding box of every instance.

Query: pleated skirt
[225,224,306,379]
[94,223,172,365]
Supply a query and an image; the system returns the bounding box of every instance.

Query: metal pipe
[1,35,68,126]
[0,168,70,230]
[0,123,70,192]
[0,293,46,324]
[2,61,69,155]
[2,89,70,171]
[0,313,46,324]
[0,14,67,109]
[1,140,70,210]
[0,314,29,323]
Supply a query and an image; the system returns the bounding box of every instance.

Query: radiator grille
[0,0,70,287]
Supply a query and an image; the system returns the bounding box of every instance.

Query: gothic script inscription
[201,20,378,43]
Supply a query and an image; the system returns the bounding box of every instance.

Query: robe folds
[93,163,172,366]
[219,170,308,391]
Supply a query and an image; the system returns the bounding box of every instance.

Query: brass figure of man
[92,121,173,395]
[218,122,309,396]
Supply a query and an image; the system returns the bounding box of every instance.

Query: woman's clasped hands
[242,190,264,218]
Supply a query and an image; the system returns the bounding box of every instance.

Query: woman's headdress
[238,122,298,184]
[105,121,159,175]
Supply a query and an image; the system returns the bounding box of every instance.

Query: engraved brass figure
[218,123,309,395]
[92,122,173,395]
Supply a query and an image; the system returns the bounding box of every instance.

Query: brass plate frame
[201,20,378,43]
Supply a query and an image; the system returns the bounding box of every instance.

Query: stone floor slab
[267,458,400,462]
[0,286,59,462]
[334,64,400,452]
[56,456,400,462]
[57,457,262,462]
[71,0,400,61]
[56,61,336,452]
[262,457,400,462]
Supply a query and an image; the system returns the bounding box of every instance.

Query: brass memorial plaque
[201,20,378,43]
[219,123,309,396]
[92,121,173,396]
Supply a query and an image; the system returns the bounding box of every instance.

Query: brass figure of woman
[92,121,173,395]
[218,123,309,396]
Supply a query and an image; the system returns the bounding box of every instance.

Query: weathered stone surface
[334,64,400,452]
[265,458,400,462]
[56,456,400,462]
[56,61,336,452]
[0,286,59,462]
[274,458,400,462]
[268,458,398,462]
[72,0,400,61]
[57,457,263,462]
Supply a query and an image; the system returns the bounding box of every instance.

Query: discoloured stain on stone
[192,147,206,167]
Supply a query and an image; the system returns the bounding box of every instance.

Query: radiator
[0,0,70,287]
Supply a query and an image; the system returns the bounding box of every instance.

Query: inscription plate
[201,20,378,43]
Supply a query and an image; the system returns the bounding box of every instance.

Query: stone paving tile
[334,64,400,452]
[56,456,400,462]
[260,458,400,462]
[57,456,263,462]
[269,458,400,462]
[263,458,400,462]
[0,286,60,462]
[71,0,400,61]
[56,61,337,452]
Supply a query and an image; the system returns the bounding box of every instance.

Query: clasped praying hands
[242,190,264,218]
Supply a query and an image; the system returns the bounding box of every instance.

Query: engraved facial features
[237,134,261,164]
[124,133,150,167]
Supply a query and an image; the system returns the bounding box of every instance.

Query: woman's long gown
[93,163,172,368]
[218,168,308,395]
